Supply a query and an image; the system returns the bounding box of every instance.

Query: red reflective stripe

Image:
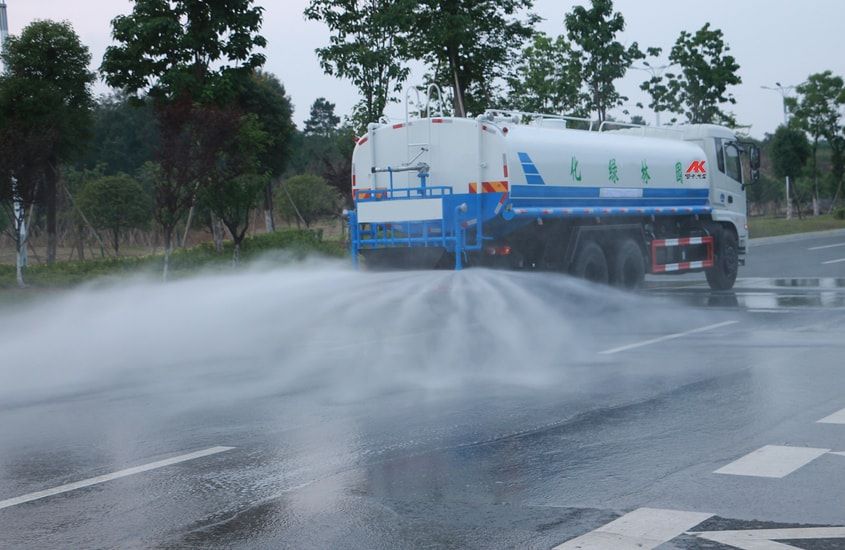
[431,118,444,123]
[392,123,404,129]
[357,137,368,145]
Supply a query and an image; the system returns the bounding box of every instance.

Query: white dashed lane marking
[552,507,712,550]
[598,320,738,355]
[822,257,845,265]
[0,446,234,511]
[714,445,830,478]
[808,242,845,250]
[818,407,845,424]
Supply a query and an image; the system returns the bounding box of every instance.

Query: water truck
[347,92,760,290]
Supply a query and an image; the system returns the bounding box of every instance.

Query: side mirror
[749,144,761,171]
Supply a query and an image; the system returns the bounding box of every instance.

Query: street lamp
[632,61,673,127]
[762,82,798,219]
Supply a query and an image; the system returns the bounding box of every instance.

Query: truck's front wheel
[705,227,739,290]
[571,241,609,284]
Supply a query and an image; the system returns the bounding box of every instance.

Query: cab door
[711,138,746,218]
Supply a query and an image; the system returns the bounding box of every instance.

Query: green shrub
[834,207,845,220]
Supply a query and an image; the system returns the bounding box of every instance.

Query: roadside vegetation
[0,230,343,290]
[749,213,845,239]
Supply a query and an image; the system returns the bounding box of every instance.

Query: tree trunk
[210,212,224,253]
[15,234,25,288]
[113,228,120,256]
[76,224,85,261]
[448,46,466,117]
[181,205,195,248]
[232,241,241,266]
[162,228,173,281]
[46,163,58,264]
[264,181,275,232]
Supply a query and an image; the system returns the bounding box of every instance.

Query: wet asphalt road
[2,230,845,549]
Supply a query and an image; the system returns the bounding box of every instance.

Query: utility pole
[762,82,797,220]
[632,62,673,127]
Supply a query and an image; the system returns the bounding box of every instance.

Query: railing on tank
[482,109,597,131]
[404,84,448,122]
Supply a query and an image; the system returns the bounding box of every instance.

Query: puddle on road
[644,278,845,310]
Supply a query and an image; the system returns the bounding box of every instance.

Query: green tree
[564,0,643,123]
[770,125,811,183]
[305,0,409,131]
[198,113,270,264]
[76,174,153,255]
[404,0,537,118]
[101,0,267,278]
[275,174,341,228]
[1,20,95,264]
[769,125,811,216]
[236,71,295,232]
[0,77,50,286]
[786,71,845,216]
[505,33,585,115]
[644,24,741,126]
[81,93,158,176]
[304,97,341,136]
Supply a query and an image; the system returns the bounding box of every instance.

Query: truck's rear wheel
[571,241,609,284]
[610,238,646,289]
[705,227,739,290]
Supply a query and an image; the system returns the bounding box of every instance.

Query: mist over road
[1,231,845,549]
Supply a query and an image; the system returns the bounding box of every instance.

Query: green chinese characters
[674,161,683,184]
[570,156,582,182]
[608,158,619,184]
[641,160,651,185]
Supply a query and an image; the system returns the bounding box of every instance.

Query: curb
[749,227,845,246]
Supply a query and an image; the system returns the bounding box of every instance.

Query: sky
[5,0,845,139]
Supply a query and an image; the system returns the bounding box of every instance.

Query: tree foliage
[101,0,269,276]
[769,125,811,181]
[275,174,341,228]
[644,23,741,125]
[304,0,409,131]
[405,0,537,118]
[237,71,295,179]
[198,113,270,263]
[786,71,845,214]
[564,0,643,123]
[505,33,585,115]
[304,97,341,136]
[76,174,153,255]
[101,0,266,103]
[82,94,159,176]
[1,20,95,265]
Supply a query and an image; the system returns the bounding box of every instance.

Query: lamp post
[762,82,797,219]
[632,62,673,127]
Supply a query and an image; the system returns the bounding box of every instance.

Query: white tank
[351,117,711,210]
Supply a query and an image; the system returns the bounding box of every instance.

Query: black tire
[609,238,646,289]
[571,240,609,284]
[705,226,739,290]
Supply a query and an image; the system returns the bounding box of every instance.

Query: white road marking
[822,257,845,265]
[0,446,234,511]
[817,407,845,424]
[693,526,845,549]
[808,242,845,251]
[747,309,794,314]
[714,445,830,478]
[553,507,712,550]
[598,320,738,355]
